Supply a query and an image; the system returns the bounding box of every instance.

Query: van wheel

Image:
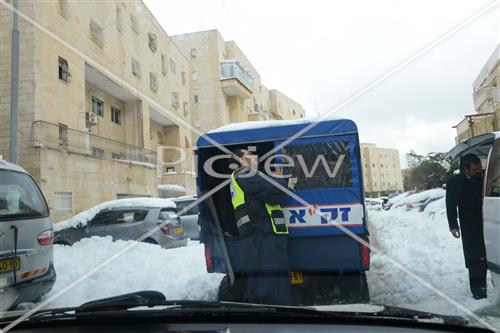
[339,272,370,303]
[218,275,247,302]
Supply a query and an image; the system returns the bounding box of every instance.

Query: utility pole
[9,0,20,164]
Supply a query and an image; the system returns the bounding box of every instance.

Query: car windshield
[0,169,49,221]
[1,1,500,332]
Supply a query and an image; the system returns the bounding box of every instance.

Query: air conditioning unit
[87,112,98,126]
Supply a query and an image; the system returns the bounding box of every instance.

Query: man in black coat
[230,148,292,305]
[445,153,487,299]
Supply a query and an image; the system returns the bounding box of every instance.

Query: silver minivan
[447,132,500,298]
[0,157,56,310]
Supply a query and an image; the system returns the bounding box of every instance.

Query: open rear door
[446,133,496,161]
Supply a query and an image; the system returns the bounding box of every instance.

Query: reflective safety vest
[230,169,288,236]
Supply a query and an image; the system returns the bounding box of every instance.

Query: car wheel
[143,238,157,245]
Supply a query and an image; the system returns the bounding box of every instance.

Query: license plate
[290,271,303,285]
[174,226,183,235]
[0,257,20,274]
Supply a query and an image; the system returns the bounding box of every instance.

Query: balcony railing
[29,120,157,167]
[220,60,253,91]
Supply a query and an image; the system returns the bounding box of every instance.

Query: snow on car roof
[54,197,176,232]
[387,191,413,205]
[398,188,445,205]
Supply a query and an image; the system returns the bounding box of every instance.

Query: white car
[447,132,500,298]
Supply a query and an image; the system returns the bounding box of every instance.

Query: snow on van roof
[208,115,342,134]
[54,197,176,232]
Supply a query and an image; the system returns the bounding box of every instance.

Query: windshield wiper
[0,291,475,330]
[76,290,167,312]
[370,305,469,326]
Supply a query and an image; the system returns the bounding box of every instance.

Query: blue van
[196,118,370,305]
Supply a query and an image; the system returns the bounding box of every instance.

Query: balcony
[30,121,157,168]
[473,87,494,112]
[220,60,253,99]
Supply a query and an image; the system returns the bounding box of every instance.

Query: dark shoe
[472,288,487,300]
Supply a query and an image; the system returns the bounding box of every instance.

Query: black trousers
[240,230,292,305]
[468,262,487,296]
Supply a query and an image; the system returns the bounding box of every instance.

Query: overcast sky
[144,0,498,166]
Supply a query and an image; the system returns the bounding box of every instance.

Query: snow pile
[367,209,497,321]
[394,188,445,207]
[54,198,176,232]
[45,237,224,308]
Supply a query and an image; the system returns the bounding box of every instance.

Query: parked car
[393,189,445,211]
[171,195,199,240]
[0,157,56,310]
[384,191,413,210]
[365,198,383,210]
[447,131,500,299]
[418,196,444,212]
[53,198,187,249]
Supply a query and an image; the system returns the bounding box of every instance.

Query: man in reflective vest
[230,148,292,305]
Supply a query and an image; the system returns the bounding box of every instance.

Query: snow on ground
[367,208,500,328]
[45,237,223,308]
[45,198,500,329]
[54,198,177,232]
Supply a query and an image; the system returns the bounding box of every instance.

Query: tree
[403,152,450,191]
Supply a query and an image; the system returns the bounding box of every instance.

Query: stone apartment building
[1,1,305,222]
[360,143,404,197]
[454,45,499,143]
[170,29,305,144]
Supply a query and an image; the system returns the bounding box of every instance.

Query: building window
[192,71,198,80]
[116,5,122,31]
[148,32,157,52]
[190,48,197,58]
[90,19,103,48]
[54,192,72,212]
[131,58,141,78]
[58,56,70,82]
[111,106,121,125]
[372,163,375,167]
[293,109,296,115]
[150,72,158,92]
[91,147,105,158]
[183,102,188,116]
[194,95,199,103]
[181,71,186,85]
[169,58,176,75]
[171,92,179,109]
[57,0,69,19]
[91,96,104,117]
[130,14,139,34]
[112,152,124,160]
[161,54,168,76]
